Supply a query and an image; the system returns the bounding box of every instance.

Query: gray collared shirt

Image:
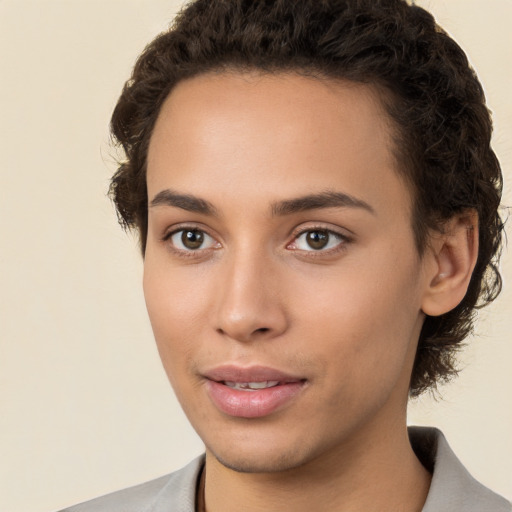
[59,427,511,512]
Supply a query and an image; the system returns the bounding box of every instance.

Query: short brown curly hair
[110,0,503,396]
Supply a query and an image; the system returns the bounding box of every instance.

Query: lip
[204,365,304,383]
[203,365,306,419]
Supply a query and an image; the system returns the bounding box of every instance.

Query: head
[110,1,502,398]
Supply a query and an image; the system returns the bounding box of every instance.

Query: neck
[202,421,431,512]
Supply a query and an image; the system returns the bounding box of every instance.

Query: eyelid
[159,222,351,257]
[161,224,221,255]
[162,222,213,240]
[287,224,353,254]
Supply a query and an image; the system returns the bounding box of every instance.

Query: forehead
[149,71,394,160]
[147,71,412,216]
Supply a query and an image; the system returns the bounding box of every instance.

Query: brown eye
[305,230,329,250]
[182,230,204,249]
[292,229,346,252]
[168,229,217,251]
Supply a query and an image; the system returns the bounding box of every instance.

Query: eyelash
[287,226,351,257]
[161,225,219,258]
[161,225,351,259]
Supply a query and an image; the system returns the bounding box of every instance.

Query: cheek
[144,250,210,329]
[143,258,210,378]
[290,251,423,385]
[293,255,420,332]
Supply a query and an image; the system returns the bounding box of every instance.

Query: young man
[61,1,510,510]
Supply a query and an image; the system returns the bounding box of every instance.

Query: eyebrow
[149,189,218,216]
[149,188,374,217]
[271,190,375,216]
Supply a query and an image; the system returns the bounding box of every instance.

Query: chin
[210,448,309,474]
[203,429,324,474]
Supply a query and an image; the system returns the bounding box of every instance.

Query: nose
[214,250,289,343]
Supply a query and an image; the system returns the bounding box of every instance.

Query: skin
[143,72,474,511]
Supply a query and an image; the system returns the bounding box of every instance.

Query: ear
[421,211,479,317]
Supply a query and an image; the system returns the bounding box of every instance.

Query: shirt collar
[410,426,510,512]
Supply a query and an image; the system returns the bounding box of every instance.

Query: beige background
[0,1,510,511]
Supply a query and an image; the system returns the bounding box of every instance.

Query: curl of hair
[110,0,503,396]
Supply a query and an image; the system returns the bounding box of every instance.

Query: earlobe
[421,211,479,317]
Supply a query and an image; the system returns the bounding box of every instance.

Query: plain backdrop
[0,1,511,511]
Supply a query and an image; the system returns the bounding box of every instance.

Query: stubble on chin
[205,439,324,475]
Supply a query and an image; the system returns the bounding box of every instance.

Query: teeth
[224,381,280,391]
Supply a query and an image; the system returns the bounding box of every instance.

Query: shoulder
[57,455,204,512]
[409,427,511,512]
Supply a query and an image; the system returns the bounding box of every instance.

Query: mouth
[223,380,281,391]
[203,365,307,418]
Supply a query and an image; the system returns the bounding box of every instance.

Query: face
[144,72,433,473]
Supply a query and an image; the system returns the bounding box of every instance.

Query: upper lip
[203,365,305,383]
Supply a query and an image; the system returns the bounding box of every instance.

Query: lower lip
[206,380,305,418]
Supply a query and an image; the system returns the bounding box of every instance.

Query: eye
[167,229,217,251]
[292,229,346,252]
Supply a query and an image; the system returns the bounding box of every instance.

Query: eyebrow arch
[271,190,375,216]
[149,189,218,216]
